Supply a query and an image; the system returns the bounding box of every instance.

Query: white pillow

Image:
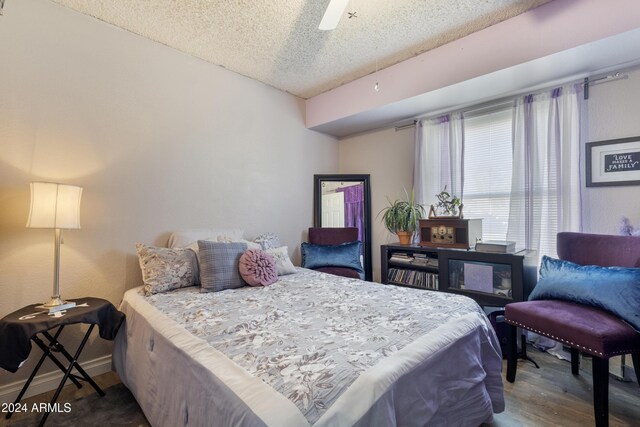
[168,229,244,249]
[217,235,262,250]
[265,246,297,275]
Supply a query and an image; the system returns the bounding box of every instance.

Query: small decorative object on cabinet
[428,185,463,218]
[419,218,482,249]
[381,244,537,307]
[475,240,517,253]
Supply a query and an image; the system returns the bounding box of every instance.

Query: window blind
[462,107,513,241]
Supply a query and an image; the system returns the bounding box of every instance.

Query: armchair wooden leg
[592,356,609,427]
[631,351,640,388]
[506,324,518,383]
[571,347,580,375]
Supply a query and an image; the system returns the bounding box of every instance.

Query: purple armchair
[505,232,640,427]
[307,227,361,279]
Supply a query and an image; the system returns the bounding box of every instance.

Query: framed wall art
[586,136,640,187]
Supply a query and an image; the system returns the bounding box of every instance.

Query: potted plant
[379,189,426,245]
[428,185,463,218]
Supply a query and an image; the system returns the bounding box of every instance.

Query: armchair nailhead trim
[505,319,638,358]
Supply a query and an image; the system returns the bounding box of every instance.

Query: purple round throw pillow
[239,249,278,286]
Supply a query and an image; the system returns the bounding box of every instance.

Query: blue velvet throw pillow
[528,255,640,332]
[301,241,364,275]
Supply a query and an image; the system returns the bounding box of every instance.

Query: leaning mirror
[313,174,372,281]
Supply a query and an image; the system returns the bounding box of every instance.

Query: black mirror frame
[313,174,372,281]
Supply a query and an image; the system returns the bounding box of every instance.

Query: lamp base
[38,298,76,313]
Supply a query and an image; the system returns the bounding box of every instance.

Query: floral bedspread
[145,268,484,424]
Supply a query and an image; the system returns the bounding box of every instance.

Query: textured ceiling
[50,0,551,99]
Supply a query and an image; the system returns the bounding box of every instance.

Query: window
[415,86,581,259]
[462,107,512,241]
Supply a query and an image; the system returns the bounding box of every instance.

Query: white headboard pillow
[168,229,244,249]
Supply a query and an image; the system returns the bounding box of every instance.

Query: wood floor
[488,347,640,427]
[3,345,639,426]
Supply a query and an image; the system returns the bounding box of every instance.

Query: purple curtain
[336,183,364,247]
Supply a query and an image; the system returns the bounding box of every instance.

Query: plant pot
[396,231,412,245]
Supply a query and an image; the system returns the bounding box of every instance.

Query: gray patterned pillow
[198,241,248,292]
[253,232,281,250]
[265,246,297,275]
[136,244,197,296]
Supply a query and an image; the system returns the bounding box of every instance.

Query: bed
[113,266,504,427]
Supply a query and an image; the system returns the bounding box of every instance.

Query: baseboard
[614,364,637,383]
[610,354,637,382]
[0,355,112,404]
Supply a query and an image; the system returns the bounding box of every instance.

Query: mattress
[113,268,504,426]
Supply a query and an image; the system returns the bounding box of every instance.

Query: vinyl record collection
[387,268,439,290]
[388,253,438,267]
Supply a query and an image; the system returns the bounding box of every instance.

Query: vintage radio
[419,218,482,249]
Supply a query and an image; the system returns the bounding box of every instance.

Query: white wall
[340,68,640,280]
[339,127,415,282]
[584,67,640,234]
[0,0,337,387]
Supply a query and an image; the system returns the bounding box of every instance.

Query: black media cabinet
[381,244,537,307]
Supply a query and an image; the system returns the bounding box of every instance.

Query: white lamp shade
[26,182,82,229]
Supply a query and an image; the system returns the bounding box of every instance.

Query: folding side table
[0,297,125,426]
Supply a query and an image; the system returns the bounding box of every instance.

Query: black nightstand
[0,297,125,426]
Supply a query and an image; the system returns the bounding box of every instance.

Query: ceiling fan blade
[319,0,349,31]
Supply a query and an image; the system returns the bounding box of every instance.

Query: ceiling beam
[306,0,640,137]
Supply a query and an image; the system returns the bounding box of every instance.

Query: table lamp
[26,182,83,312]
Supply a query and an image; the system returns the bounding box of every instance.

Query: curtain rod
[583,72,628,100]
[588,72,628,86]
[395,69,630,132]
